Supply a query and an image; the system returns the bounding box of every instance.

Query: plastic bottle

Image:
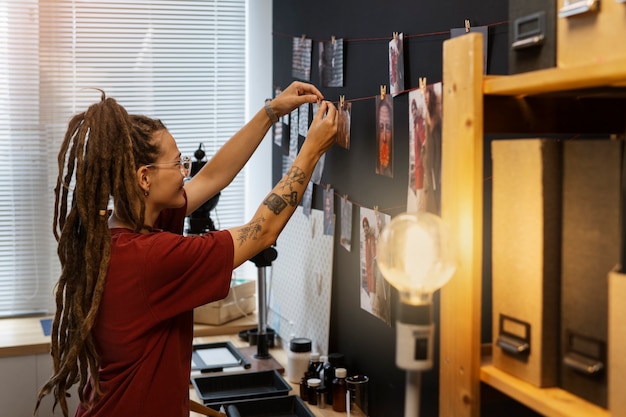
[332,367,348,412]
[287,338,312,383]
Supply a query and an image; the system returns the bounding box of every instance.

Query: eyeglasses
[145,156,192,177]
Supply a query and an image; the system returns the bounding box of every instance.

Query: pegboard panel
[268,207,334,355]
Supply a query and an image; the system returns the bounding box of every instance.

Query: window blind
[0,0,246,317]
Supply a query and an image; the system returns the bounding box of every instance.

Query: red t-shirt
[76,204,234,417]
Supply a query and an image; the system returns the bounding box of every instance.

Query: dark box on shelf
[491,139,562,387]
[191,370,292,407]
[223,395,315,417]
[508,0,556,74]
[559,140,622,408]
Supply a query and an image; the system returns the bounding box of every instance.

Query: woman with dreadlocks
[35,81,338,417]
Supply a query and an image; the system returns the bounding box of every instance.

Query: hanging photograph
[340,197,353,252]
[292,36,313,81]
[375,94,394,178]
[323,187,335,236]
[319,37,344,87]
[336,100,351,149]
[406,88,427,212]
[301,181,313,218]
[299,103,309,137]
[359,207,391,326]
[389,33,404,96]
[423,82,443,215]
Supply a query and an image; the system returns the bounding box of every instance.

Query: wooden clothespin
[380,85,387,101]
[301,34,306,41]
[374,205,379,215]
[331,35,336,44]
[343,194,348,203]
[326,183,331,192]
[419,77,427,94]
[465,19,471,33]
[339,95,345,110]
[393,32,398,40]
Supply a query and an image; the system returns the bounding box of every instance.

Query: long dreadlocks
[35,92,165,416]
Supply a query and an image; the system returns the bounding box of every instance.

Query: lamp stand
[248,246,277,359]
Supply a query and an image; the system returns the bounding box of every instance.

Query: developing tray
[223,395,315,417]
[191,370,291,406]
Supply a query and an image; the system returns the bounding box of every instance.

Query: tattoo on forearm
[237,216,265,246]
[264,193,288,215]
[278,166,306,193]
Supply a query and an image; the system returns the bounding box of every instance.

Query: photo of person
[375,94,393,178]
[292,36,312,81]
[423,82,443,215]
[323,187,335,236]
[407,89,427,212]
[339,197,352,252]
[389,33,404,96]
[359,207,391,325]
[319,37,344,87]
[336,100,351,149]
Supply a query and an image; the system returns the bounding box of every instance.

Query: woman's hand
[301,100,338,157]
[270,81,324,118]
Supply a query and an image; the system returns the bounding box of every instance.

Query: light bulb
[377,211,456,305]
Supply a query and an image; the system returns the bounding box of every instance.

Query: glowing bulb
[377,211,456,305]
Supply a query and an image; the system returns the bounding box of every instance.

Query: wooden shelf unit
[438,33,625,417]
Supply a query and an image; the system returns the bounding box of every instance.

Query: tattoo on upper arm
[264,193,288,214]
[237,216,265,246]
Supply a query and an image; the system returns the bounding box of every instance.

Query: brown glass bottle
[332,367,347,412]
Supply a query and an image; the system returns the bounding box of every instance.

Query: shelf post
[439,32,484,417]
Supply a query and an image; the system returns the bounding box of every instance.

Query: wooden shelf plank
[484,58,626,97]
[480,363,609,417]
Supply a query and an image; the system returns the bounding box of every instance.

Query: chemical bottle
[307,378,321,406]
[323,352,345,405]
[308,351,321,378]
[332,367,348,412]
[287,337,312,383]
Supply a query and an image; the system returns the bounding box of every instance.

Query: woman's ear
[137,166,151,195]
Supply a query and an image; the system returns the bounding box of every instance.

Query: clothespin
[339,95,345,110]
[301,34,306,41]
[326,183,331,192]
[343,194,348,203]
[374,205,379,216]
[380,85,387,101]
[331,35,336,45]
[419,77,427,94]
[465,19,471,33]
[393,32,398,40]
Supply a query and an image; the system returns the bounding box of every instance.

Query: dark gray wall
[272,1,508,415]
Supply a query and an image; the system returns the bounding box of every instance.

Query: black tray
[224,396,315,417]
[192,370,292,405]
[192,341,251,373]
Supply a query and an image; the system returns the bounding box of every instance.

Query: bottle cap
[307,378,321,387]
[328,352,345,366]
[335,367,347,378]
[290,337,312,353]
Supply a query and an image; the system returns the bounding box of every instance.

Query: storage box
[194,279,256,325]
[609,268,626,415]
[491,139,562,387]
[508,0,556,74]
[223,395,315,417]
[559,140,622,408]
[557,0,626,68]
[191,370,292,407]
